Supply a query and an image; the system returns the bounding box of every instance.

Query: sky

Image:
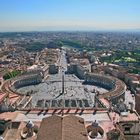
[0,0,140,32]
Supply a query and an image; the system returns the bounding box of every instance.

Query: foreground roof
[37,115,88,140]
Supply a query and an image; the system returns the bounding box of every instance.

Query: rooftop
[37,115,88,140]
[119,111,139,122]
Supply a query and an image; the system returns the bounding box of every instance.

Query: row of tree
[3,70,21,80]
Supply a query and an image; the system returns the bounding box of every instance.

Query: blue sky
[0,0,140,31]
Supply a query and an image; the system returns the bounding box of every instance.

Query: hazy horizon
[0,0,140,32]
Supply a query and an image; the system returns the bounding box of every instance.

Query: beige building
[117,111,140,140]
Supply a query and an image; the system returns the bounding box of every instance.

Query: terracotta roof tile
[37,115,88,140]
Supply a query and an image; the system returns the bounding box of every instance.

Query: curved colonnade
[11,73,42,90]
[8,72,126,105]
[85,73,126,103]
[1,73,42,107]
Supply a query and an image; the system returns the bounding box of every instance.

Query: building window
[124,127,130,132]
